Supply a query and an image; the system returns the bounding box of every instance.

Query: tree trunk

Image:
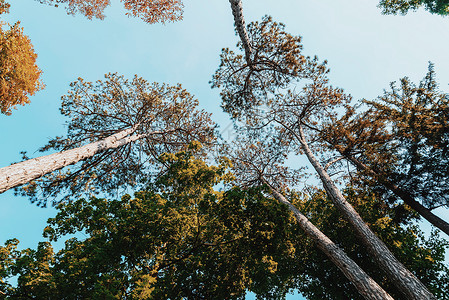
[228,0,252,64]
[296,125,436,300]
[261,179,394,300]
[0,128,143,194]
[345,154,449,237]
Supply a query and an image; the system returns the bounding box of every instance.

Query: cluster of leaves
[37,0,184,23]
[16,73,215,206]
[378,0,449,15]
[1,150,448,299]
[321,64,449,210]
[0,0,44,115]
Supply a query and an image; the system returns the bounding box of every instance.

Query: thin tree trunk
[0,128,143,194]
[260,178,393,300]
[345,154,449,237]
[229,0,252,64]
[296,124,436,300]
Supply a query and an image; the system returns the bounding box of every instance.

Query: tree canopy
[0,0,43,115]
[378,0,449,15]
[37,0,184,23]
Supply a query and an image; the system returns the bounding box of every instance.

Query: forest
[1,0,449,299]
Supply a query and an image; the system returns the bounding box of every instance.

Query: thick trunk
[0,128,143,194]
[228,0,252,64]
[346,154,449,237]
[297,125,436,300]
[261,179,393,300]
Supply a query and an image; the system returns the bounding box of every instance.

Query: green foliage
[1,151,448,299]
[0,151,296,299]
[378,0,449,15]
[290,188,449,299]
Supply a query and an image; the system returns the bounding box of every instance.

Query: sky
[1,0,449,298]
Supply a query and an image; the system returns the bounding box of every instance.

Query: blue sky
[1,0,449,298]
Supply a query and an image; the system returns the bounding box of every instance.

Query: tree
[0,73,215,206]
[212,13,436,299]
[0,0,44,115]
[1,149,447,299]
[320,64,449,236]
[37,0,184,23]
[378,0,449,15]
[224,137,393,299]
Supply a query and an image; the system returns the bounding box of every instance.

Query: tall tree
[0,73,215,206]
[0,0,44,115]
[37,0,184,23]
[213,14,436,299]
[320,64,449,236]
[378,0,449,15]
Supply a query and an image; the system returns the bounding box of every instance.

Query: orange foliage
[39,0,184,23]
[0,0,44,115]
[122,0,183,24]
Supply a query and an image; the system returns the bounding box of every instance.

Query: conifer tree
[0,73,215,206]
[320,64,449,236]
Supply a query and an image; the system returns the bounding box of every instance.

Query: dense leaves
[378,0,449,15]
[1,152,447,299]
[0,150,296,299]
[0,0,44,115]
[37,0,184,23]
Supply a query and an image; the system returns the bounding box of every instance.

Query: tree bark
[0,128,143,194]
[228,0,252,64]
[261,179,393,300]
[345,154,449,237]
[296,125,436,300]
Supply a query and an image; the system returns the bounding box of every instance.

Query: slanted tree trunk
[344,153,449,237]
[229,0,252,64]
[260,178,393,300]
[0,128,144,194]
[296,124,436,300]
